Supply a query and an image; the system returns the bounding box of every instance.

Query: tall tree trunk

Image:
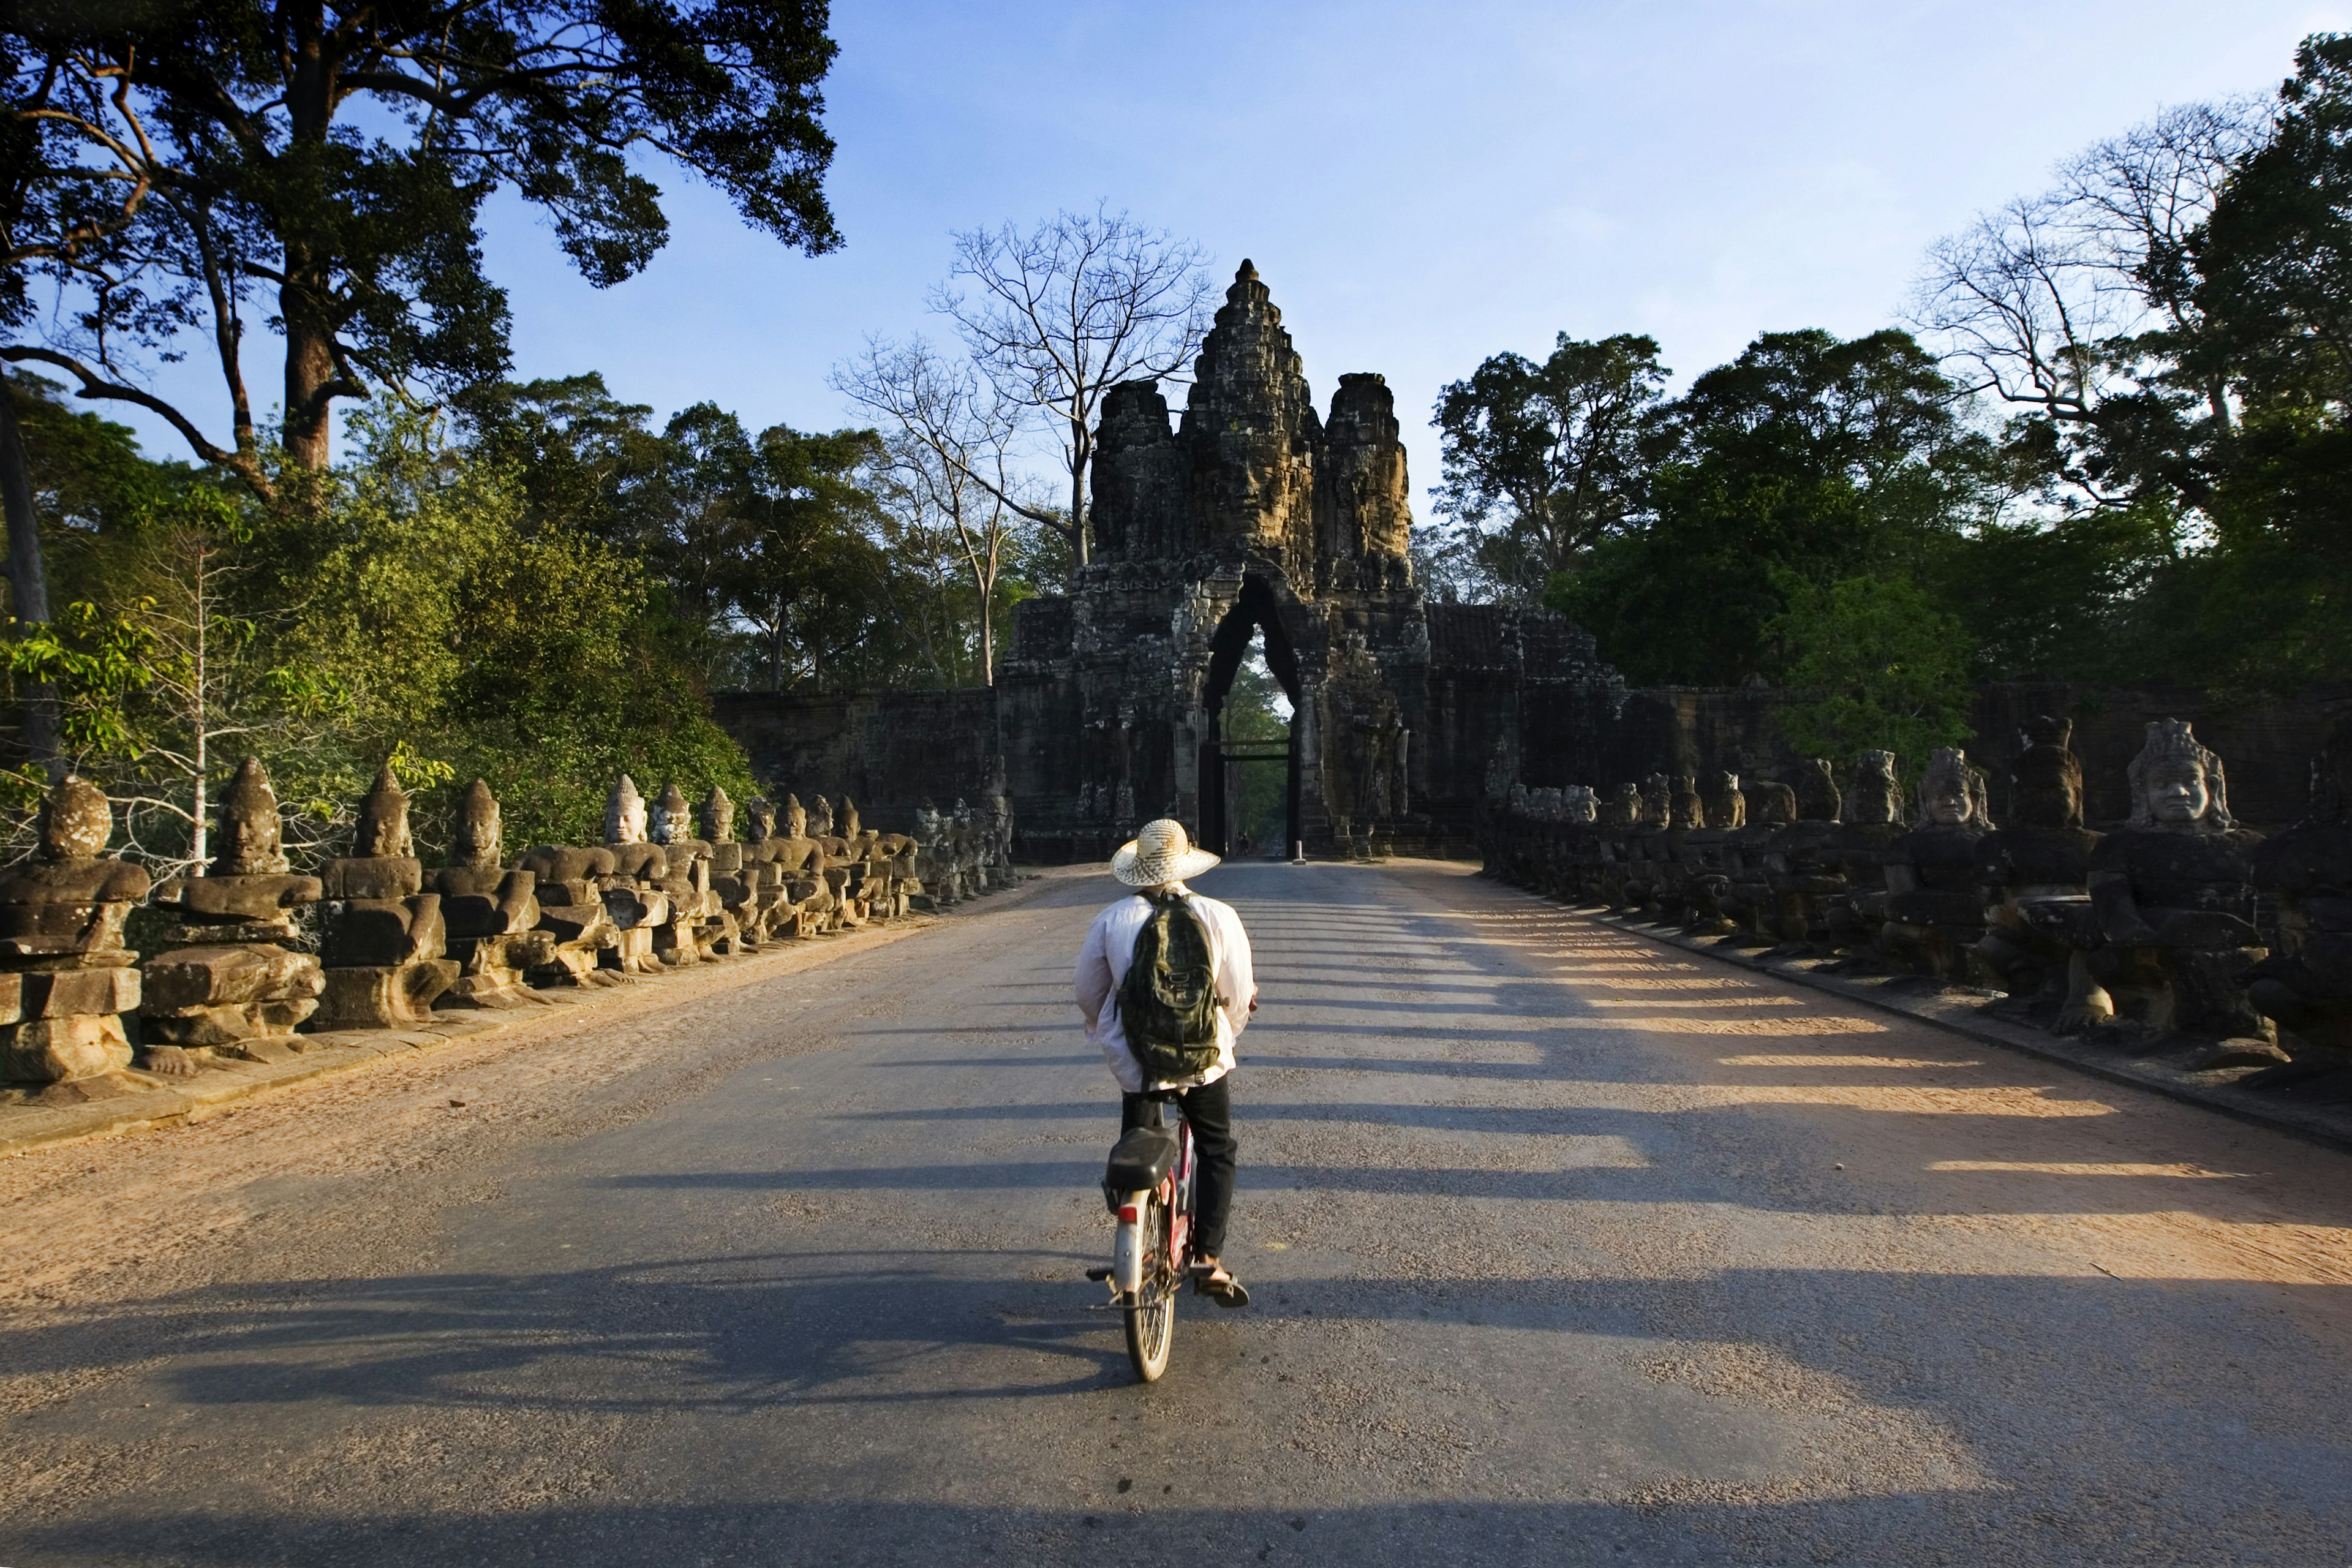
[0,375,59,773]
[1069,410,1090,570]
[281,274,339,470]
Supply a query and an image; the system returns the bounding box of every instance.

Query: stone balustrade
[0,762,1018,1092]
[1482,715,2352,1095]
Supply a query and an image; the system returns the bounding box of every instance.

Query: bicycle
[1090,1090,1197,1382]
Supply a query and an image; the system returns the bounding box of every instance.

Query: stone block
[141,945,325,1011]
[3,1012,132,1082]
[310,960,460,1029]
[145,998,319,1045]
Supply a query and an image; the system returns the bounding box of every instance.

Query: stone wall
[709,688,1005,836]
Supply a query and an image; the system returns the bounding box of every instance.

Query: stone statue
[1720,780,1794,946]
[0,775,150,1084]
[1681,772,1745,937]
[1765,759,1845,949]
[2081,719,2269,1048]
[434,779,551,1007]
[596,776,671,974]
[809,794,836,843]
[2242,717,2352,1066]
[1879,747,1994,983]
[143,757,326,1050]
[647,780,726,964]
[312,764,458,1028]
[1822,751,1906,966]
[1975,718,2105,1023]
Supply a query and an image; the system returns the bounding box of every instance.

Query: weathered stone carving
[0,775,149,1084]
[1719,780,1793,945]
[434,779,551,1007]
[1878,748,1993,984]
[649,780,729,965]
[1681,772,1745,936]
[143,757,326,1051]
[2080,720,2270,1048]
[597,775,672,974]
[1822,751,1906,966]
[1975,718,2105,1023]
[1766,758,1844,949]
[312,764,458,1028]
[2244,719,2352,1066]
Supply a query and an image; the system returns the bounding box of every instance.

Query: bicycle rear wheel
[1123,1194,1174,1381]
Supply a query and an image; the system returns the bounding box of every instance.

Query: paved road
[5,860,2352,1566]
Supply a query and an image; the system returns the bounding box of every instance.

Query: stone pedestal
[143,943,324,1044]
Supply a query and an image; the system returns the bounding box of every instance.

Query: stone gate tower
[999,262,1624,860]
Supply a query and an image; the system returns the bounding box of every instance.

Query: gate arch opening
[1200,576,1303,858]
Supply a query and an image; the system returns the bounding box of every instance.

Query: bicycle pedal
[1084,1265,1114,1282]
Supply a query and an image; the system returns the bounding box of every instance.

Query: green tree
[2176,33,2352,687]
[3,0,841,484]
[1765,572,1973,772]
[1428,333,1667,601]
[1552,328,1999,685]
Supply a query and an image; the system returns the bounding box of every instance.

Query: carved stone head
[1607,782,1646,827]
[809,795,834,838]
[352,764,413,859]
[785,794,808,840]
[1918,747,1992,830]
[650,782,693,845]
[1641,774,1673,826]
[744,796,775,845]
[2127,718,2231,831]
[699,786,735,844]
[214,756,290,875]
[1702,772,1745,832]
[1509,782,1531,816]
[450,778,503,869]
[1749,781,1796,827]
[1846,752,1905,826]
[1792,759,1842,823]
[839,796,862,839]
[1668,775,1705,831]
[39,774,111,864]
[2007,715,2084,831]
[605,775,647,845]
[1563,785,1599,824]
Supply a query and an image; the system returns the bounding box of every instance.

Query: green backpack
[1117,890,1223,1081]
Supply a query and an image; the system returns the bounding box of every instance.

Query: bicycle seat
[1104,1125,1179,1193]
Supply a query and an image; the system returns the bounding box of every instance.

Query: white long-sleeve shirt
[1073,884,1256,1093]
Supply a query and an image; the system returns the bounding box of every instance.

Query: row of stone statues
[0,762,1016,1087]
[1483,717,2352,1083]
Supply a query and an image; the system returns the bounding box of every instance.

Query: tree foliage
[1428,333,1666,601]
[2,0,842,482]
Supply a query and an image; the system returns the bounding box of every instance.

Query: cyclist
[1074,818,1256,1305]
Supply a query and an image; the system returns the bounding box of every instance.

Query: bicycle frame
[1110,1102,1196,1305]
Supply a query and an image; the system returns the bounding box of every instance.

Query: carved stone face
[452,780,502,867]
[353,765,412,859]
[786,794,808,839]
[1564,786,1597,825]
[214,756,289,875]
[700,787,734,844]
[40,776,111,863]
[650,783,692,845]
[744,799,775,845]
[1924,782,1972,827]
[2146,760,2212,826]
[606,777,647,845]
[1752,783,1796,827]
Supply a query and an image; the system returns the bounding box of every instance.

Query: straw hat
[1111,818,1221,888]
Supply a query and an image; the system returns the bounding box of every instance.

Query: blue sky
[106,0,2352,507]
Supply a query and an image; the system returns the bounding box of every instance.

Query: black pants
[1121,1076,1237,1258]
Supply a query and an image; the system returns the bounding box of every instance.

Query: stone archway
[1198,576,1303,856]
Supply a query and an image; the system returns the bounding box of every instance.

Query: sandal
[1190,1262,1251,1308]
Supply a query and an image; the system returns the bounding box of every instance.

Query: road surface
[2,860,2349,1566]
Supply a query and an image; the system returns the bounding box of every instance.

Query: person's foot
[1191,1257,1249,1308]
